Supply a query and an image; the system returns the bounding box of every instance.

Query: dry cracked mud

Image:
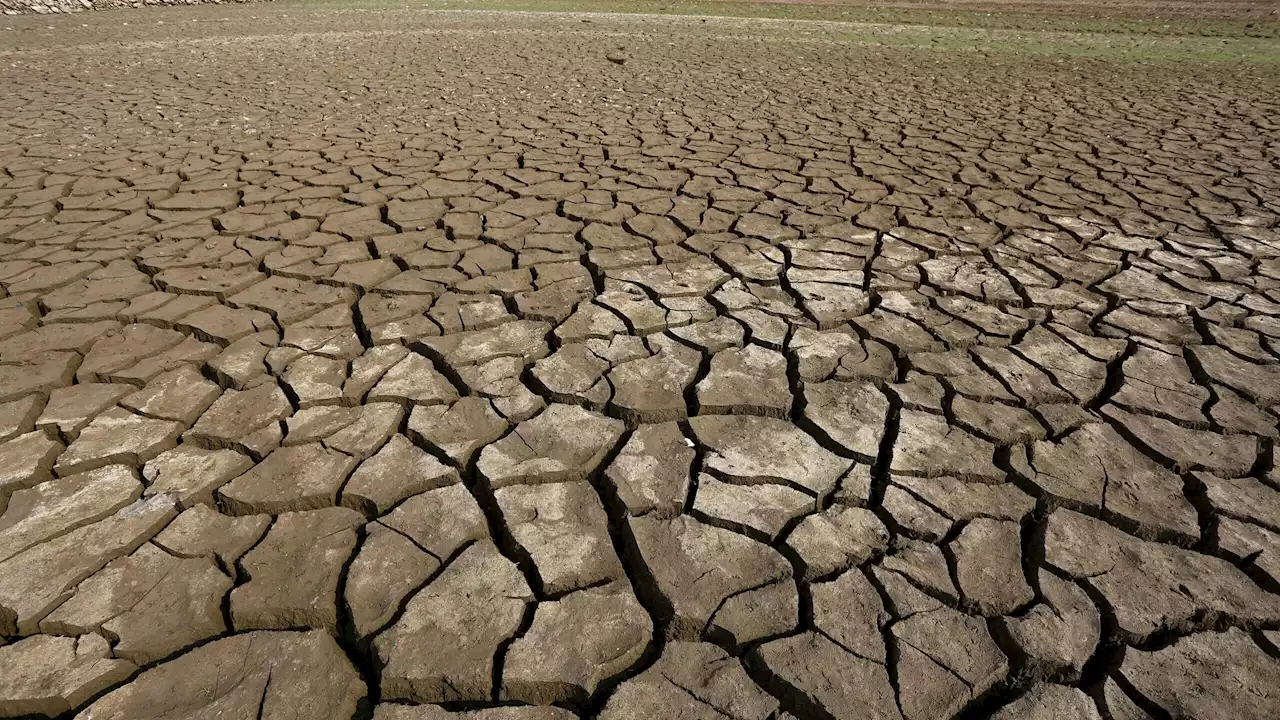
[0,2,1278,719]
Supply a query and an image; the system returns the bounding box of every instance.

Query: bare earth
[709,0,1280,20]
[0,3,1279,719]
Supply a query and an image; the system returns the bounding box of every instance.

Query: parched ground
[0,3,1279,719]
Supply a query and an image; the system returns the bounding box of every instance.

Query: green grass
[289,0,1280,37]
[9,0,1274,65]
[835,21,1280,61]
[279,0,1280,62]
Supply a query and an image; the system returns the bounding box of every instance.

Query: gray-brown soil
[0,4,1278,719]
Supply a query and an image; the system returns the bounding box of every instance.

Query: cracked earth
[0,4,1279,719]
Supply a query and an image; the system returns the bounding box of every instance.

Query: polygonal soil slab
[377,541,533,703]
[500,584,651,704]
[478,404,624,487]
[689,415,851,499]
[630,513,796,643]
[75,630,366,720]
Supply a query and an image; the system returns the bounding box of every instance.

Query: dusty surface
[0,3,1279,719]
[712,0,1280,20]
[0,0,260,20]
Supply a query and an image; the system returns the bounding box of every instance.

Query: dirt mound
[1,0,261,16]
